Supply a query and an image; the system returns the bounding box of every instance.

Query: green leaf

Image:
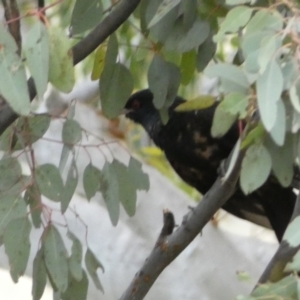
[100,62,134,118]
[241,123,265,149]
[165,18,210,53]
[24,183,42,228]
[175,95,215,111]
[220,92,248,118]
[265,134,293,187]
[180,50,197,85]
[256,59,283,131]
[211,103,237,138]
[148,54,170,108]
[0,196,27,241]
[24,21,49,99]
[128,157,150,191]
[101,161,121,225]
[240,144,272,194]
[91,44,107,80]
[59,145,71,172]
[269,100,286,146]
[70,0,103,35]
[245,10,283,36]
[283,216,300,246]
[67,231,83,281]
[32,248,47,300]
[4,217,31,282]
[43,225,69,292]
[61,160,78,213]
[0,157,22,191]
[0,24,31,115]
[196,34,216,72]
[147,1,179,43]
[85,248,104,291]
[205,63,249,94]
[257,33,282,74]
[0,114,51,151]
[49,27,74,93]
[214,6,253,42]
[148,0,181,28]
[62,119,82,146]
[83,163,102,200]
[101,159,149,224]
[102,34,118,71]
[242,31,270,74]
[62,270,88,300]
[148,55,180,109]
[35,164,64,202]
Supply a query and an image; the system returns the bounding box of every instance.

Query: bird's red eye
[132,100,140,109]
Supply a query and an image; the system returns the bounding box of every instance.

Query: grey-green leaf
[283,216,300,247]
[256,59,283,131]
[32,248,47,300]
[24,183,42,228]
[68,231,83,281]
[49,28,74,93]
[265,134,293,187]
[205,63,249,94]
[214,6,253,42]
[35,164,64,202]
[0,196,27,241]
[211,103,237,138]
[70,0,103,35]
[148,0,181,28]
[62,119,82,146]
[165,18,210,53]
[83,163,102,200]
[4,217,31,282]
[240,144,272,194]
[62,270,88,300]
[43,225,69,292]
[0,157,22,191]
[100,63,133,118]
[24,21,49,99]
[85,248,104,291]
[61,160,78,213]
[0,24,31,115]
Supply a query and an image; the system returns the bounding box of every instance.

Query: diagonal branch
[256,190,300,284]
[119,151,245,300]
[0,0,142,136]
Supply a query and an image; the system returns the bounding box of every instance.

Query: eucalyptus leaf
[32,248,47,300]
[70,0,103,35]
[256,60,283,131]
[43,225,69,292]
[85,248,104,291]
[4,217,31,282]
[35,164,64,202]
[240,144,272,194]
[24,21,49,99]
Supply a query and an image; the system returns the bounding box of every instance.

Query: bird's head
[124,89,157,125]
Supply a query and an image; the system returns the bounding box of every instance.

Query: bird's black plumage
[125,89,296,241]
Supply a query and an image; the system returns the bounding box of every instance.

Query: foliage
[1,0,300,299]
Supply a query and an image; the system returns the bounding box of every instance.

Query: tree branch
[119,151,245,300]
[256,190,300,285]
[0,0,141,136]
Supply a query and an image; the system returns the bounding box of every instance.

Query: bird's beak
[120,108,131,115]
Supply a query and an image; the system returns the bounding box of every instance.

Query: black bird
[124,89,296,241]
